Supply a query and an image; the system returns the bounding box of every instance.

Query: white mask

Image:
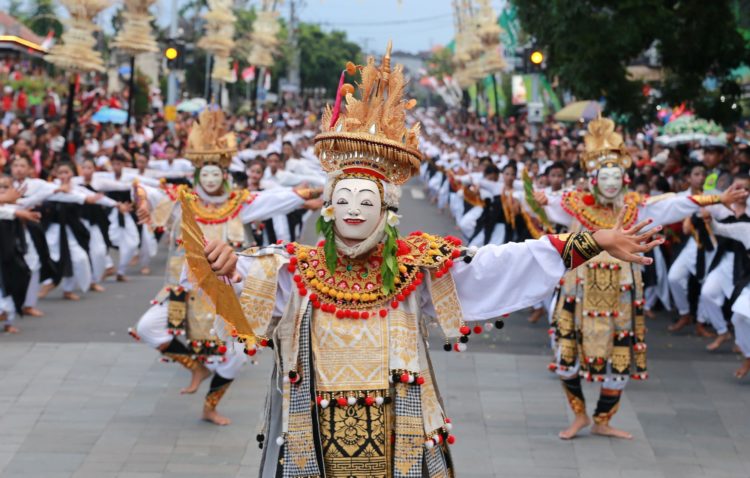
[595,166,623,200]
[199,165,224,194]
[332,178,383,241]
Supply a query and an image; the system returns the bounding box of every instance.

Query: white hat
[652,149,669,165]
[33,119,46,128]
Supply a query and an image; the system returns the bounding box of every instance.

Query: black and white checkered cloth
[282,305,321,478]
[394,383,424,478]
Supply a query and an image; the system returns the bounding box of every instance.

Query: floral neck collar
[286,232,462,319]
[561,190,641,231]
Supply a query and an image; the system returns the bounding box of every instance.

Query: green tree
[8,0,26,20]
[296,23,362,94]
[514,0,750,126]
[24,0,63,38]
[426,46,454,79]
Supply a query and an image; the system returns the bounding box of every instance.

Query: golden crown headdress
[314,41,422,185]
[185,108,237,169]
[580,115,632,173]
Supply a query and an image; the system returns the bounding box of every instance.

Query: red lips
[343,218,364,224]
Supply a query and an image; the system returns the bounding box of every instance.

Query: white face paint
[332,178,383,241]
[199,165,224,194]
[596,165,624,200]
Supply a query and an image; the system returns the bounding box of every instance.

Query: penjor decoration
[245,0,282,68]
[45,0,109,73]
[111,0,159,55]
[197,0,237,84]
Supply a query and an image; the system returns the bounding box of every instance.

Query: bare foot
[63,292,80,301]
[90,283,106,292]
[528,308,545,324]
[4,324,20,334]
[668,315,692,332]
[202,408,231,426]
[591,423,633,439]
[22,307,44,317]
[104,266,116,278]
[140,267,151,276]
[695,323,717,338]
[129,255,139,267]
[180,364,211,394]
[37,282,56,299]
[644,309,656,319]
[706,333,732,352]
[559,414,591,440]
[735,358,750,379]
[116,274,129,283]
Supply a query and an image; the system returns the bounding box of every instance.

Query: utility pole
[166,0,178,129]
[285,0,301,100]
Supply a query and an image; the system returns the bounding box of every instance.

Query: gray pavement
[1,181,749,478]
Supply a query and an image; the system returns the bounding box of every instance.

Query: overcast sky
[7,0,495,54]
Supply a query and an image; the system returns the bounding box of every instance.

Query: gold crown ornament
[185,108,237,169]
[314,41,422,185]
[580,116,632,173]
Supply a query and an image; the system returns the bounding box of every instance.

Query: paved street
[1,181,750,478]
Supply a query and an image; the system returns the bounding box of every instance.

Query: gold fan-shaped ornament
[315,41,422,185]
[580,116,633,173]
[179,190,256,349]
[185,108,238,169]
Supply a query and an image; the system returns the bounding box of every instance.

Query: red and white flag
[242,65,256,83]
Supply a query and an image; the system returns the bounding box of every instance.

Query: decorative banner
[483,75,496,117]
[511,75,527,105]
[539,75,562,115]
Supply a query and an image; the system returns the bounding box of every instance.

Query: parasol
[554,100,602,122]
[91,107,128,124]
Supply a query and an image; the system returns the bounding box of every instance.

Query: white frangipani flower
[321,205,335,222]
[386,210,401,227]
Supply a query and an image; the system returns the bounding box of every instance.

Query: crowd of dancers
[0,106,327,336]
[416,109,750,383]
[2,98,750,438]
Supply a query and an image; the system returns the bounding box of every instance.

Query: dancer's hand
[533,190,548,206]
[136,203,150,225]
[14,209,41,223]
[303,198,324,210]
[0,184,24,204]
[720,183,749,208]
[84,193,104,204]
[205,239,240,281]
[592,209,664,265]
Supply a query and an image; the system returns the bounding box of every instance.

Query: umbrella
[176,98,207,113]
[554,100,602,122]
[91,107,128,124]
